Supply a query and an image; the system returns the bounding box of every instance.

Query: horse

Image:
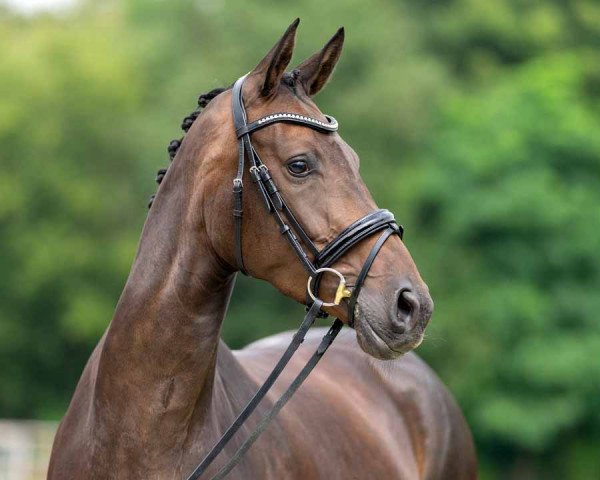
[47,20,477,479]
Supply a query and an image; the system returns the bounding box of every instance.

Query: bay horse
[48,20,477,479]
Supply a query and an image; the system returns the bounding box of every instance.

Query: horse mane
[147,85,229,209]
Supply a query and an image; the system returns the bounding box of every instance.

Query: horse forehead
[257,84,322,116]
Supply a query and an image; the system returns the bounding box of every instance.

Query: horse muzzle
[353,280,433,360]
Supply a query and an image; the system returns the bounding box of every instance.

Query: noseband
[186,75,403,480]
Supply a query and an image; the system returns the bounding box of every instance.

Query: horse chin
[354,312,424,361]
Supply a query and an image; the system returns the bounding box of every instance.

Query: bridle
[186,74,403,480]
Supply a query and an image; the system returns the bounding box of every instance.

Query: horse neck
[93,125,239,456]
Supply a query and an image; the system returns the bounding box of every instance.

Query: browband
[236,112,338,137]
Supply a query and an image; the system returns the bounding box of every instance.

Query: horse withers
[48,20,477,480]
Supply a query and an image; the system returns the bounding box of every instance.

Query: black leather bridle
[186,74,403,480]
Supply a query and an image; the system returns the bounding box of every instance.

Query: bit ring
[307,268,352,307]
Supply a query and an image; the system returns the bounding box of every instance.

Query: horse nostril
[397,289,413,317]
[395,288,419,331]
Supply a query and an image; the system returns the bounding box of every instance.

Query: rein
[185,74,403,479]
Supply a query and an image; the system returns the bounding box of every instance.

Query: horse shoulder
[240,329,477,479]
[361,350,478,479]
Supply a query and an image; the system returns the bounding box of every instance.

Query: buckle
[249,166,261,182]
[307,268,352,308]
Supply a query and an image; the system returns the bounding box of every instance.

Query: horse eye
[287,160,310,176]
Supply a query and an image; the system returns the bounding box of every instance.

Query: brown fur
[48,21,477,479]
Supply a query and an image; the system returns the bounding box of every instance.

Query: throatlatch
[186,74,403,480]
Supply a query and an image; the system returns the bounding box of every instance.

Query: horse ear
[247,18,300,98]
[294,27,344,96]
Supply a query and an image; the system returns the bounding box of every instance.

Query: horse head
[170,20,433,360]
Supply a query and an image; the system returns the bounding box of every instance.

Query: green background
[1,0,599,478]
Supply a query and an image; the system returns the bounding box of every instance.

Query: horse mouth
[354,309,424,360]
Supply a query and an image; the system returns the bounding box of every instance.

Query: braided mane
[148,86,228,209]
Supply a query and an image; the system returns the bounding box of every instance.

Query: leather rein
[185,74,403,480]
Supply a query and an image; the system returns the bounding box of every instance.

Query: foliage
[0,1,599,478]
[413,52,600,478]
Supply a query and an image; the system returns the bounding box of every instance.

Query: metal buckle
[307,267,352,308]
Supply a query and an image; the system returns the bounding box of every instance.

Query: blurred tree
[413,52,600,479]
[0,10,148,417]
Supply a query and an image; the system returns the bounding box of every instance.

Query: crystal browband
[236,112,338,137]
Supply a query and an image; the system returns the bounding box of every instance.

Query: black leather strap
[186,300,324,480]
[347,227,397,327]
[207,319,344,480]
[250,151,319,258]
[231,75,249,275]
[316,209,401,268]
